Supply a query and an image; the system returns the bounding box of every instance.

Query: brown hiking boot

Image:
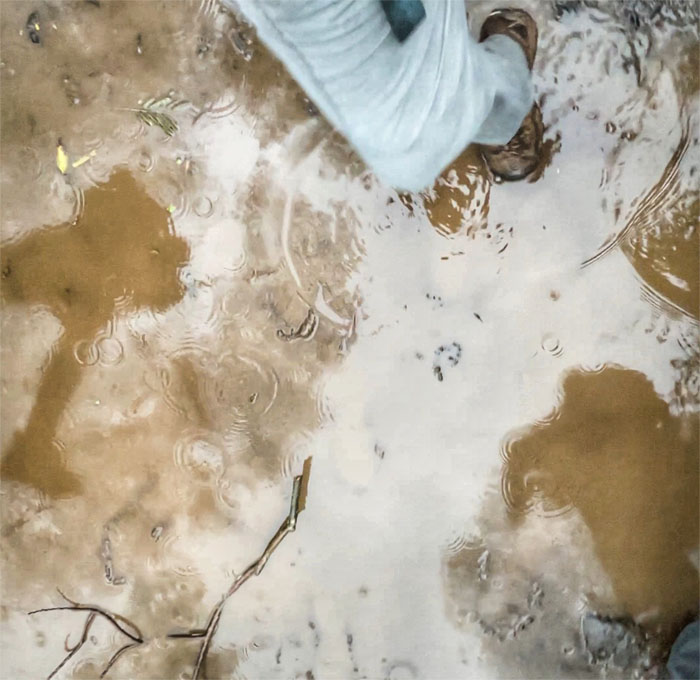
[478,9,543,182]
[479,8,538,69]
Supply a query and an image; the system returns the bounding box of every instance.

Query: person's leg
[228,0,534,191]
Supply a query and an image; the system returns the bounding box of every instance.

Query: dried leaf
[136,109,178,136]
[135,97,180,136]
[120,95,186,137]
[56,144,69,174]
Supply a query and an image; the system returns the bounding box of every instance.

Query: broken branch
[99,641,142,679]
[171,457,312,680]
[28,590,144,678]
[46,611,95,680]
[28,458,312,680]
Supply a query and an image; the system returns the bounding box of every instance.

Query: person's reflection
[1,171,190,496]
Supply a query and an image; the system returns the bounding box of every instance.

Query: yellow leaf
[56,144,69,174]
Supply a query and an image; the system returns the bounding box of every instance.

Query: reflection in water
[583,121,698,319]
[501,366,699,641]
[423,120,561,239]
[625,186,699,320]
[423,145,490,237]
[1,171,190,496]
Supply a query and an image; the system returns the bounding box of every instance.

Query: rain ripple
[173,429,226,485]
[500,437,573,520]
[541,333,564,358]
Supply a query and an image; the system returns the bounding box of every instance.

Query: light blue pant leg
[227,0,532,191]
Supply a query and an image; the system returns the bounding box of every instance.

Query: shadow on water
[1,170,190,497]
[501,366,699,642]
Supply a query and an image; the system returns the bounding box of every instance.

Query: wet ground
[0,1,698,678]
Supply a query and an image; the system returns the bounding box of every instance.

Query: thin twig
[29,458,312,680]
[173,458,312,680]
[29,590,145,678]
[99,641,142,678]
[47,612,96,680]
[28,605,143,644]
[191,603,224,680]
[167,629,208,639]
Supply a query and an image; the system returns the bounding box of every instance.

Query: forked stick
[169,458,312,680]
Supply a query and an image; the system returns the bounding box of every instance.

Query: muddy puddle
[503,366,699,636]
[445,365,698,679]
[1,1,699,679]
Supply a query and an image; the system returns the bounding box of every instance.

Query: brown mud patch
[445,366,698,678]
[501,366,699,641]
[1,171,190,496]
